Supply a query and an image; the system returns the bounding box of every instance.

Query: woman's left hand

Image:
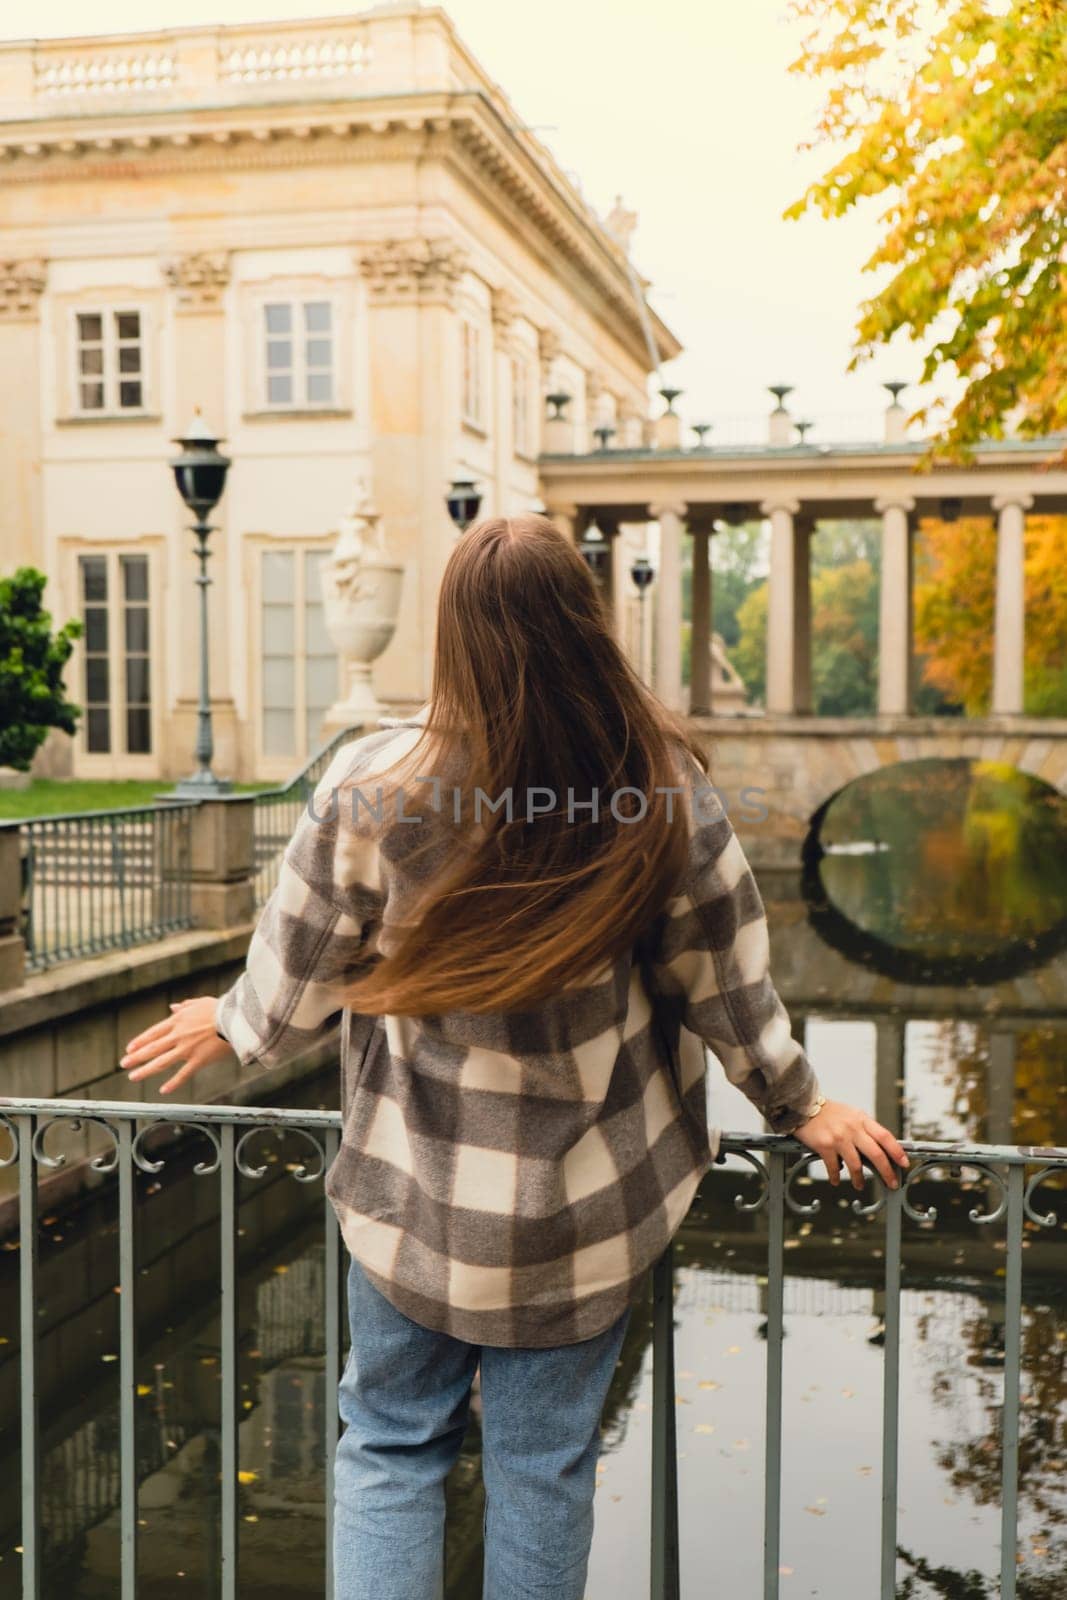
[120,996,232,1095]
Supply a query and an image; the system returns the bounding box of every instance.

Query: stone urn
[320,479,404,731]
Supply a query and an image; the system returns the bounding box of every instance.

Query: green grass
[0,778,270,820]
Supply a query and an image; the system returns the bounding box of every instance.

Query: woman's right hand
[792,1098,910,1191]
[120,996,232,1096]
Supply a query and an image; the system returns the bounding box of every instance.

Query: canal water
[1,758,1066,1598]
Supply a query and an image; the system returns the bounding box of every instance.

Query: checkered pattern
[217,717,821,1348]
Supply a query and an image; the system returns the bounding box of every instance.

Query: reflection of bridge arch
[685,718,1067,868]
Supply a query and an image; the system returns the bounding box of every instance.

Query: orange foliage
[914,516,1067,714]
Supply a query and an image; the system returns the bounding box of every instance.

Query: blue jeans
[334,1255,631,1599]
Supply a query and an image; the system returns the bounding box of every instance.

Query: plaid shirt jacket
[217,717,822,1347]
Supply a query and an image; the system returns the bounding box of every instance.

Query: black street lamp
[630,554,655,679]
[169,411,232,797]
[630,555,655,594]
[446,478,482,534]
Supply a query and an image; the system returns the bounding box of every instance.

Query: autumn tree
[913,515,1067,713]
[787,0,1067,452]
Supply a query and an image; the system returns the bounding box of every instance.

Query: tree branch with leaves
[787,0,1067,453]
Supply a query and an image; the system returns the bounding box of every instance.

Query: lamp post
[446,478,483,534]
[580,518,610,580]
[169,411,232,797]
[631,554,655,682]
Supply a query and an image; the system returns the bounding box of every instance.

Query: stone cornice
[0,93,679,371]
[0,257,46,319]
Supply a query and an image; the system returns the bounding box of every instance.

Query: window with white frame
[262,299,335,409]
[77,551,153,755]
[74,310,145,413]
[259,547,339,761]
[461,319,484,428]
[511,354,533,456]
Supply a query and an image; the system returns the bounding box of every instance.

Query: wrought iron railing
[8,804,197,973]
[1,1100,1064,1599]
[252,726,363,906]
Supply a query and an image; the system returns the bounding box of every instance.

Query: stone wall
[689,714,1067,866]
[0,924,339,1212]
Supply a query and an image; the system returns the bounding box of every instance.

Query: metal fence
[8,805,197,973]
[1,1099,1064,1599]
[252,726,363,906]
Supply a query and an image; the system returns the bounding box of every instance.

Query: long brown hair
[346,513,706,1016]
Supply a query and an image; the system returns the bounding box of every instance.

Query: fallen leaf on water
[841,1388,855,1399]
[698,1380,719,1391]
[238,1470,258,1485]
[272,1265,289,1275]
[694,1424,715,1435]
[804,1504,828,1517]
[857,1466,873,1477]
[137,1384,152,1397]
[101,1354,118,1363]
[779,1567,794,1577]
[725,1345,741,1355]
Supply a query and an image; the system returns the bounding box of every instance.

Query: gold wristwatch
[798,1091,827,1125]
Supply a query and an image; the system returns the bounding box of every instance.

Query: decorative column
[590,510,619,624]
[991,493,1032,716]
[0,260,46,572]
[688,512,714,716]
[490,287,519,516]
[162,251,238,776]
[650,502,686,710]
[760,498,811,714]
[545,502,580,545]
[875,495,916,715]
[359,236,467,706]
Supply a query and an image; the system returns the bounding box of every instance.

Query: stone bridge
[686,713,1067,867]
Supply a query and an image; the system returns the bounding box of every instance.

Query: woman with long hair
[121,513,908,1599]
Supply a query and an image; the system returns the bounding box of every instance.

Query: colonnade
[554,490,1039,718]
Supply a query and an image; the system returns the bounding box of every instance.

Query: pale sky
[5,0,924,436]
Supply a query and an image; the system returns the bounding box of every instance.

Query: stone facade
[0,8,677,783]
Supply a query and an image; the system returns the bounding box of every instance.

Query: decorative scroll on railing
[10,803,196,973]
[0,1097,343,1600]
[252,725,363,907]
[1,1101,1063,1600]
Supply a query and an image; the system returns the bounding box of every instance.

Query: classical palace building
[0,6,677,781]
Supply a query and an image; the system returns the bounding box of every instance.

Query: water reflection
[804,760,1067,984]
